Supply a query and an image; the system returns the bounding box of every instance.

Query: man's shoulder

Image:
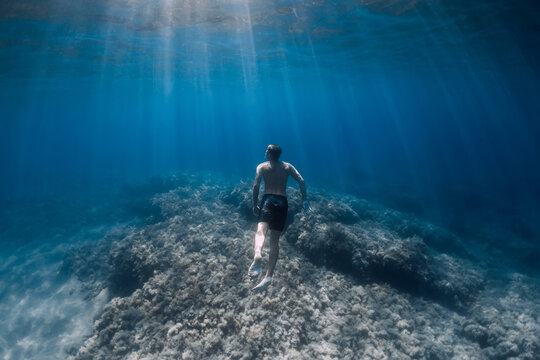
[281,161,294,170]
[257,161,270,170]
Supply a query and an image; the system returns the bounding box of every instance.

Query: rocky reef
[60,173,539,359]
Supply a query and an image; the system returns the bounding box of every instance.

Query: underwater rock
[283,191,483,309]
[460,274,540,360]
[58,174,539,359]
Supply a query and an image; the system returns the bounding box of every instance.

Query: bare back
[253,161,305,198]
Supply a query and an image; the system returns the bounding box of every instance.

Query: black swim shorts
[258,194,288,232]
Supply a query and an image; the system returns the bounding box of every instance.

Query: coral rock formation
[62,174,539,359]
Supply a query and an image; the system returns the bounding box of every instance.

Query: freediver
[248,144,308,292]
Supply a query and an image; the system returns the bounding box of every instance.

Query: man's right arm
[252,165,262,211]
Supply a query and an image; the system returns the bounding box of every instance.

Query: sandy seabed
[1,173,538,359]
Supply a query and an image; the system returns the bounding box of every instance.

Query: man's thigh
[257,222,269,234]
[268,229,281,243]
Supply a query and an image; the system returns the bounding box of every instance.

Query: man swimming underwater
[248,144,308,292]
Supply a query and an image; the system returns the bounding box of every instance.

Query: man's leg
[253,230,281,291]
[265,230,281,278]
[248,222,268,277]
[254,222,269,260]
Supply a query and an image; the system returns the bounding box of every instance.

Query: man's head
[266,144,282,161]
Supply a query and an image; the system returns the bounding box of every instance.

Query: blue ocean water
[2,0,539,261]
[0,1,539,359]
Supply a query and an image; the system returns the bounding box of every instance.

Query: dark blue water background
[1,0,539,262]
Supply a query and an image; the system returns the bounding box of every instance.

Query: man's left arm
[288,164,306,203]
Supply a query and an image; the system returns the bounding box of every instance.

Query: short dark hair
[266,144,282,161]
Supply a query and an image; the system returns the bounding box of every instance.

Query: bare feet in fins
[252,276,272,292]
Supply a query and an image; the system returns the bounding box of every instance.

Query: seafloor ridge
[2,173,539,359]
